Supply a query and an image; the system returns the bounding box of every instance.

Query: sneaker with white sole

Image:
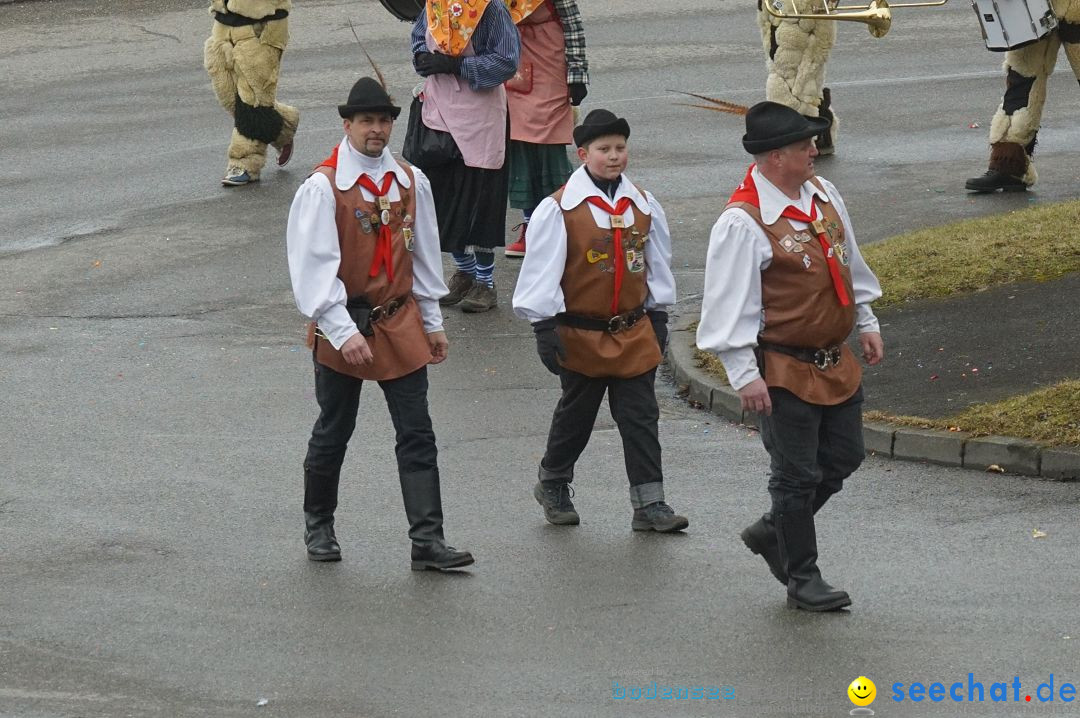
[222,167,257,186]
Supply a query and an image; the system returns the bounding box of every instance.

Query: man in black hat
[697,101,884,611]
[512,109,688,532]
[285,77,474,571]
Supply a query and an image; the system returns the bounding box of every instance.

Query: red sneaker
[277,140,294,167]
[504,222,527,258]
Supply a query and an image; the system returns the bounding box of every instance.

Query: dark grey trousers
[541,368,663,491]
[304,358,438,477]
[760,386,865,513]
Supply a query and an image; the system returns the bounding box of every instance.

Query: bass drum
[972,0,1059,50]
[378,0,425,22]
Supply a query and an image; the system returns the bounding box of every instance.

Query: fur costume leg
[204,23,236,115]
[1061,19,1080,84]
[985,36,1061,185]
[271,100,300,152]
[758,0,839,150]
[204,19,298,179]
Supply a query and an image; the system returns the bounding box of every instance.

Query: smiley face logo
[848,676,876,707]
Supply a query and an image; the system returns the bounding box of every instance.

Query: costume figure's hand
[341,333,373,366]
[568,83,588,106]
[859,331,884,366]
[647,310,668,353]
[428,330,449,365]
[414,51,462,77]
[532,318,566,375]
[737,377,772,417]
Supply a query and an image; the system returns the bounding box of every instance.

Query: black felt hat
[338,77,401,119]
[573,109,631,147]
[741,101,830,154]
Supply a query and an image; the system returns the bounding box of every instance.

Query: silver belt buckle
[813,346,842,370]
[371,300,394,323]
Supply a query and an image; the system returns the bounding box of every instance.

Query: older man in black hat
[285,77,474,571]
[512,109,687,532]
[697,101,884,611]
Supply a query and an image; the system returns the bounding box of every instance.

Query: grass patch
[693,347,728,384]
[866,379,1080,447]
[685,320,730,384]
[862,200,1080,308]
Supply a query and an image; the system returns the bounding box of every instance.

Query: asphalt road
[2,1,1079,716]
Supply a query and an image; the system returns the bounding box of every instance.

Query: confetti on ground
[91,260,102,268]
[1032,529,1047,539]
[968,122,980,129]
[986,464,1005,473]
[256,698,269,707]
[930,374,939,381]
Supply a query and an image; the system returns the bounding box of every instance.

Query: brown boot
[440,270,475,306]
[965,142,1030,192]
[460,282,498,313]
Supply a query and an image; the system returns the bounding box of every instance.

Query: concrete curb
[666,316,1080,481]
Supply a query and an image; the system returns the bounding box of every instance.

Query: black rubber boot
[775,508,851,612]
[304,466,341,562]
[401,469,474,571]
[741,513,786,585]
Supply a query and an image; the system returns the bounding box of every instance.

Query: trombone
[761,0,948,38]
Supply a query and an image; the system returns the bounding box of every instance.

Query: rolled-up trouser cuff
[629,481,665,509]
[539,463,574,484]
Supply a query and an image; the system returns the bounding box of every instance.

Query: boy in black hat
[697,101,884,610]
[512,109,688,533]
[285,77,474,571]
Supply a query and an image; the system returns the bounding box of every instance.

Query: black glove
[648,310,669,353]
[414,51,462,77]
[532,318,566,375]
[568,82,588,106]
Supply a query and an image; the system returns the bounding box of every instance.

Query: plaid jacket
[551,0,589,85]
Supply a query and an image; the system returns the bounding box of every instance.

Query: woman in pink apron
[503,0,589,258]
[406,0,520,313]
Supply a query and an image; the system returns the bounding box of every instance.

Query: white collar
[751,165,830,226]
[558,165,651,215]
[334,139,411,192]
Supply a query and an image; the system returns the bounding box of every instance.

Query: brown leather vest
[554,188,661,379]
[309,162,433,382]
[727,178,860,405]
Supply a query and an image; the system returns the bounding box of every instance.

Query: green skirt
[508,141,573,211]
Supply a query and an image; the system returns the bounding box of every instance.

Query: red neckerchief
[318,145,398,284]
[729,165,850,306]
[356,173,397,284]
[585,195,634,315]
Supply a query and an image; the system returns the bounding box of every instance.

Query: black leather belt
[556,307,646,334]
[213,9,289,26]
[758,340,843,370]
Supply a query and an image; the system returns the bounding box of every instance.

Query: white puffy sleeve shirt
[286,142,447,349]
[696,169,882,391]
[512,167,676,323]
